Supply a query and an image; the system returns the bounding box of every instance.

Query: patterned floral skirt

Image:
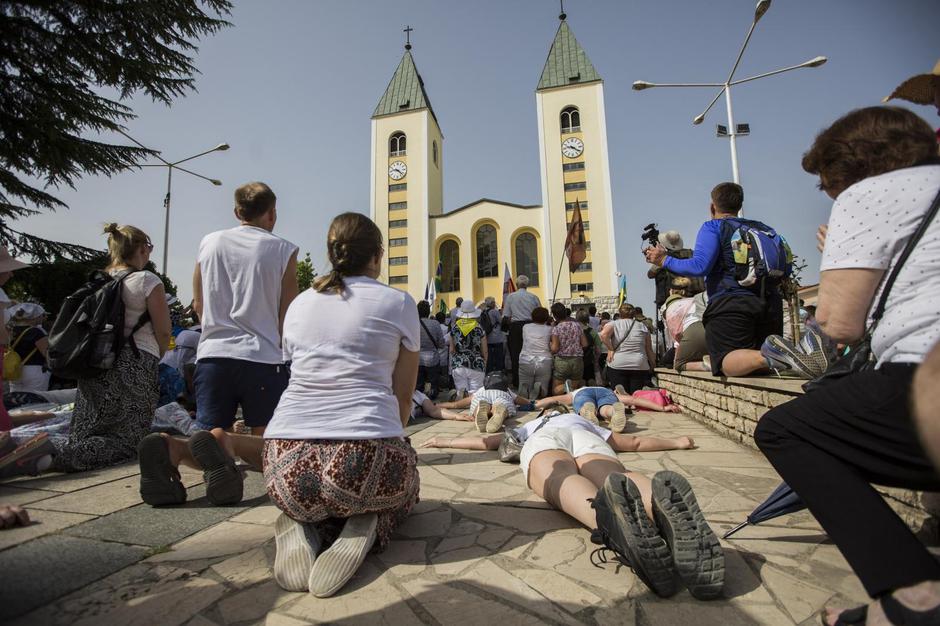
[263,436,420,551]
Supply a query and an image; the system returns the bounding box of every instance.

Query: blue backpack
[722,218,793,289]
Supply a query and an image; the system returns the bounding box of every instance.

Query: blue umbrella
[722,482,806,539]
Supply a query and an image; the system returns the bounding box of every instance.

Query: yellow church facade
[370,15,620,310]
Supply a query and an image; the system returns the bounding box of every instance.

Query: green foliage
[296,252,318,292]
[0,0,232,260]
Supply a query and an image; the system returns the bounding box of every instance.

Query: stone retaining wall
[655,368,940,542]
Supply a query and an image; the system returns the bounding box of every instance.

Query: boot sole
[651,471,725,600]
[308,513,377,598]
[189,431,243,506]
[485,406,508,433]
[274,512,318,592]
[474,401,491,433]
[609,402,627,433]
[580,402,599,426]
[596,474,677,597]
[138,434,187,506]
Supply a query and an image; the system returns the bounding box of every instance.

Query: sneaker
[608,402,628,433]
[447,389,458,402]
[579,402,599,425]
[799,327,835,370]
[188,431,243,506]
[614,384,627,396]
[486,404,509,433]
[701,355,712,372]
[274,512,321,592]
[0,434,55,478]
[423,382,432,396]
[474,400,491,433]
[531,382,542,400]
[308,512,378,598]
[650,471,724,600]
[761,335,827,379]
[138,433,187,506]
[590,474,677,598]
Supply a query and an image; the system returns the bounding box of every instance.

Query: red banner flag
[565,199,587,272]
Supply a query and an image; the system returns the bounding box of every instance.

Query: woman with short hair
[55,224,171,472]
[754,106,940,625]
[549,302,587,394]
[601,303,655,394]
[263,212,421,598]
[518,306,552,399]
[416,300,445,397]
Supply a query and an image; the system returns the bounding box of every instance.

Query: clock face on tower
[561,137,584,158]
[388,161,407,180]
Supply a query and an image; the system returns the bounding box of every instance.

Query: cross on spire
[559,0,567,21]
[403,25,413,50]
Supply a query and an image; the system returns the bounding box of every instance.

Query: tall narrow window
[389,132,406,156]
[432,140,439,166]
[514,233,539,287]
[475,224,498,278]
[439,240,460,293]
[560,106,581,134]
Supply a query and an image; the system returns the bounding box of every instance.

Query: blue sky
[16,0,940,306]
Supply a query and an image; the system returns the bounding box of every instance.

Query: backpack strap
[10,328,31,351]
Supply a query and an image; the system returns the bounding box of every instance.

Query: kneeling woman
[263,214,421,598]
[420,413,724,599]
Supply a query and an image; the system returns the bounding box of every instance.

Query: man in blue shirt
[645,183,782,377]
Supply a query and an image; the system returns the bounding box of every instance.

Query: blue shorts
[572,387,618,413]
[194,358,289,430]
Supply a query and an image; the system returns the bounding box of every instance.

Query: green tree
[296,252,318,292]
[0,1,231,261]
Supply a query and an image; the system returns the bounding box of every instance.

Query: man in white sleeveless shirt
[192,182,299,436]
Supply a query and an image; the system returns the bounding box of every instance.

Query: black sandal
[138,433,187,506]
[819,605,866,626]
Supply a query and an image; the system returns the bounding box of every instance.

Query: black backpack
[47,270,151,380]
[479,308,495,335]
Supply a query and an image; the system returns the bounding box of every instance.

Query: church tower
[371,34,444,300]
[535,13,618,300]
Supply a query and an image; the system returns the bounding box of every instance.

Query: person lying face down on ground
[435,372,532,433]
[420,412,724,600]
[534,386,681,434]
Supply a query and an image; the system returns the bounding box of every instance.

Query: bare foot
[664,405,682,413]
[823,580,940,626]
[0,504,30,529]
[676,436,695,449]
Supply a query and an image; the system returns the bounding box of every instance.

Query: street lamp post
[632,0,826,184]
[118,130,229,275]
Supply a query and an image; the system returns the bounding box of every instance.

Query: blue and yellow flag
[616,275,627,307]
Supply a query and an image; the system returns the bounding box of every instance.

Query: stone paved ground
[0,410,870,625]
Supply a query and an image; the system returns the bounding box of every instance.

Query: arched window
[432,140,439,166]
[514,233,539,287]
[439,239,460,293]
[560,106,581,134]
[389,132,406,156]
[475,224,498,278]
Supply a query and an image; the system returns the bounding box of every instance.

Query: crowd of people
[0,95,938,624]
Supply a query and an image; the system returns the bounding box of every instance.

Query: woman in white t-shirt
[518,306,552,400]
[53,224,171,473]
[419,413,722,599]
[754,106,940,625]
[600,303,655,393]
[263,213,421,598]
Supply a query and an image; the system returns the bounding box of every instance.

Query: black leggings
[604,367,651,394]
[754,363,940,597]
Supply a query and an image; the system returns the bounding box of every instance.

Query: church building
[370,12,620,310]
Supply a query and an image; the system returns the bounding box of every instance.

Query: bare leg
[680,361,709,372]
[598,405,614,420]
[526,450,600,528]
[575,454,654,521]
[164,430,263,472]
[720,349,769,377]
[551,380,567,395]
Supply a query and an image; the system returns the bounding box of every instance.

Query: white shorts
[453,367,484,394]
[519,427,617,484]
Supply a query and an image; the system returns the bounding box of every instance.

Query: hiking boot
[274,512,321,592]
[591,473,677,597]
[474,400,492,433]
[651,471,724,600]
[486,404,509,433]
[614,384,627,396]
[138,433,187,506]
[308,513,377,598]
[188,431,243,506]
[761,335,828,379]
[608,402,628,433]
[531,382,542,400]
[579,402,599,425]
[0,434,55,478]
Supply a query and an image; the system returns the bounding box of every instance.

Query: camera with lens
[640,223,660,252]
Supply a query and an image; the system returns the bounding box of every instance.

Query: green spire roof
[537,20,601,91]
[373,50,438,122]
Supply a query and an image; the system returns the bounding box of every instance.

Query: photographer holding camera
[645,183,787,378]
[645,229,701,308]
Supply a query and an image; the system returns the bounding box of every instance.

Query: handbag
[498,411,553,464]
[803,184,940,392]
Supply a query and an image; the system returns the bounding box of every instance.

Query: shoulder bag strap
[420,319,441,350]
[612,320,636,353]
[10,328,30,351]
[868,185,940,329]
